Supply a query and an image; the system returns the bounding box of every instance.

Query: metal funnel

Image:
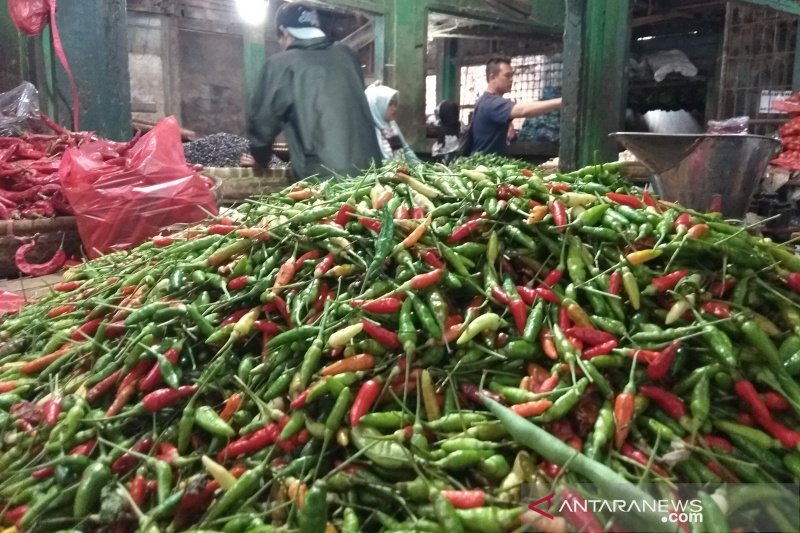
[610,133,780,217]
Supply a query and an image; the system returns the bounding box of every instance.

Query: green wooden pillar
[439,38,457,103]
[243,23,267,113]
[560,0,632,171]
[384,0,428,148]
[53,0,131,139]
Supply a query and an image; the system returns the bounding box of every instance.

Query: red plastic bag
[0,290,25,316]
[59,116,218,258]
[7,0,50,36]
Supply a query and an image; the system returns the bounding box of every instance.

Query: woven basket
[202,167,292,203]
[0,217,82,278]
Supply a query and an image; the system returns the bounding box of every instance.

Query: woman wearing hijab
[364,83,421,165]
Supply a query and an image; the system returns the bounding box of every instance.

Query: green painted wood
[52,0,131,139]
[384,0,428,148]
[243,25,266,113]
[439,39,457,102]
[373,15,386,81]
[739,0,800,16]
[795,24,800,91]
[560,0,631,170]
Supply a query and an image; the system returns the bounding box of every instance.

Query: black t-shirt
[471,92,514,155]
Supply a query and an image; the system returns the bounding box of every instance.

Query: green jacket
[247,38,382,180]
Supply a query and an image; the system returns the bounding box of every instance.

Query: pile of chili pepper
[0,155,799,532]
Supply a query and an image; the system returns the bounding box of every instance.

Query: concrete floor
[0,274,64,303]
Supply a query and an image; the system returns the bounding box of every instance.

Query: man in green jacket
[247,3,382,180]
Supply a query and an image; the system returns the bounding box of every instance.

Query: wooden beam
[426,0,563,33]
[302,0,385,15]
[340,19,376,51]
[738,0,800,16]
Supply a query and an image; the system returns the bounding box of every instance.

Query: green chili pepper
[195,405,236,438]
[350,425,410,469]
[203,464,266,523]
[434,493,466,533]
[536,378,589,422]
[74,462,111,517]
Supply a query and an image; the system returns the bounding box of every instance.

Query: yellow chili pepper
[528,205,548,224]
[327,323,363,347]
[201,455,237,490]
[421,369,441,421]
[625,248,662,265]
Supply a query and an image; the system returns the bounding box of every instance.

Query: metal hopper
[610,133,781,218]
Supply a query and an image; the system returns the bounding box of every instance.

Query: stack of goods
[518,87,560,143]
[0,156,799,532]
[772,93,800,170]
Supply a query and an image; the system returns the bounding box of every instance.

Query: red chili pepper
[253,320,281,336]
[87,370,121,404]
[582,340,618,359]
[674,213,692,229]
[408,269,443,290]
[539,328,558,360]
[217,423,279,462]
[350,379,381,427]
[0,381,15,394]
[700,300,731,319]
[219,393,243,422]
[139,347,181,392]
[448,218,482,244]
[14,241,66,277]
[560,488,604,532]
[358,217,381,232]
[638,385,686,419]
[314,253,335,277]
[353,296,404,314]
[620,443,669,477]
[646,341,681,380]
[608,271,622,295]
[534,286,560,303]
[440,490,486,509]
[687,223,710,239]
[152,235,174,248]
[760,417,800,448]
[607,192,643,209]
[271,295,292,326]
[142,386,198,413]
[650,269,689,293]
[105,322,127,340]
[227,275,250,291]
[53,280,83,292]
[509,298,527,334]
[614,377,636,450]
[642,191,658,209]
[5,505,28,525]
[156,442,179,464]
[545,182,570,193]
[42,395,63,426]
[290,388,311,410]
[106,383,139,417]
[32,466,54,479]
[20,344,71,375]
[111,438,155,475]
[709,277,737,297]
[787,273,800,293]
[47,304,77,318]
[542,268,563,287]
[360,319,400,349]
[521,168,533,177]
[490,285,510,305]
[130,475,149,509]
[566,327,615,346]
[763,391,790,411]
[549,199,568,231]
[222,309,249,327]
[387,368,420,398]
[737,412,755,426]
[734,380,772,421]
[208,224,235,235]
[334,203,355,226]
[70,438,97,457]
[119,359,155,392]
[701,435,733,453]
[394,205,410,220]
[516,285,537,306]
[297,249,322,265]
[422,250,444,269]
[461,383,502,405]
[71,318,103,341]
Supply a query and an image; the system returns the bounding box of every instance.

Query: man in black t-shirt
[471,57,562,155]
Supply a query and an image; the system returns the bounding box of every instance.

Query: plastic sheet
[59,117,218,258]
[0,81,41,136]
[7,0,49,36]
[0,290,25,316]
[707,116,750,135]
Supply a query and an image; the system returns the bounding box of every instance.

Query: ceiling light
[235,0,267,25]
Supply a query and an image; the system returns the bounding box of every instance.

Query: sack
[59,116,218,258]
[0,81,42,136]
[8,0,50,36]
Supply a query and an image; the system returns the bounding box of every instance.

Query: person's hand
[507,125,518,143]
[239,153,256,167]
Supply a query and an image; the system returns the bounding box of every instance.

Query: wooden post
[560,0,632,171]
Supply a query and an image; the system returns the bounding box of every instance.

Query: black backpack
[451,94,485,162]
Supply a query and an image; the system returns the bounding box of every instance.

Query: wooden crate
[203,168,292,204]
[0,217,82,279]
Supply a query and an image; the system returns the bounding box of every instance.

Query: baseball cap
[276,3,326,40]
